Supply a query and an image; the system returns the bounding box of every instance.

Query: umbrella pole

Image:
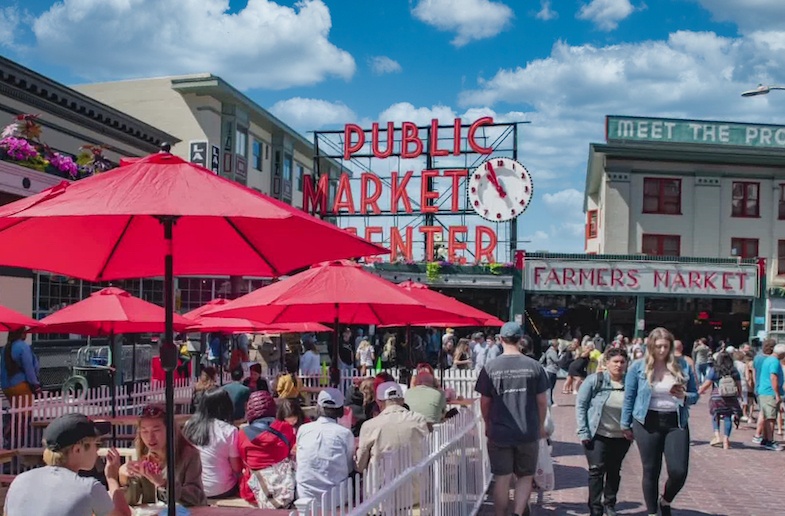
[158,216,178,516]
[333,303,339,389]
[109,331,117,446]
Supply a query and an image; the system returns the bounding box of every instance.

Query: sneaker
[551,403,558,407]
[763,441,782,451]
[604,506,618,516]
[752,435,763,444]
[740,416,749,423]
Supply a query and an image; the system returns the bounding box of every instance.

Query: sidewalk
[480,384,782,515]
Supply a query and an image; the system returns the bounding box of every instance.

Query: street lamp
[741,84,785,97]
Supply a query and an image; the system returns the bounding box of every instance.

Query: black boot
[604,505,618,516]
[659,497,672,516]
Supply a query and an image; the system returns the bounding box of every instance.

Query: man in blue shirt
[752,339,775,444]
[756,343,785,451]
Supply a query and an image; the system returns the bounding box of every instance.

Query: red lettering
[563,268,577,286]
[467,116,494,154]
[738,272,747,291]
[672,272,687,289]
[331,173,355,214]
[420,170,439,214]
[453,118,461,155]
[475,226,497,264]
[363,227,383,263]
[390,227,413,262]
[688,271,701,290]
[390,171,414,214]
[627,270,640,289]
[420,226,442,262]
[534,267,546,285]
[654,271,668,287]
[443,169,468,212]
[360,173,383,215]
[302,174,329,215]
[448,226,468,264]
[429,119,449,157]
[596,268,607,287]
[371,122,394,159]
[343,124,364,160]
[610,268,624,287]
[547,268,561,286]
[580,269,595,285]
[344,227,358,236]
[722,272,733,290]
[401,122,423,158]
[704,272,717,290]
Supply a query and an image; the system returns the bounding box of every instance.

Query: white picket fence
[291,399,491,516]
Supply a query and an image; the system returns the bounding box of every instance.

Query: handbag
[533,438,555,491]
[243,422,296,509]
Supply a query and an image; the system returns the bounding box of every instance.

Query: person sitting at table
[191,366,217,413]
[405,369,446,425]
[277,397,309,435]
[276,361,303,400]
[296,388,355,509]
[242,363,269,393]
[223,367,251,421]
[120,404,207,507]
[370,372,395,417]
[237,390,297,507]
[183,389,242,500]
[4,413,131,516]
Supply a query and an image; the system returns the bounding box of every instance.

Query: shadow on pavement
[532,501,724,516]
[551,440,585,459]
[551,463,587,491]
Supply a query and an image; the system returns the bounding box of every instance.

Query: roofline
[0,56,179,151]
[524,251,759,266]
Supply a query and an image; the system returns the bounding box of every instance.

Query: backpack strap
[242,421,291,450]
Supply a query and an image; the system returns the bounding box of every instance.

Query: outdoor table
[0,450,16,465]
[447,398,477,408]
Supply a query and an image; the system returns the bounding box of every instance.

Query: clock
[468,157,533,222]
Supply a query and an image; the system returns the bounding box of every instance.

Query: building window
[731,237,758,258]
[771,313,785,332]
[643,178,681,214]
[296,164,304,191]
[642,234,680,256]
[252,140,262,171]
[283,153,293,182]
[732,182,759,218]
[586,210,598,239]
[779,240,785,275]
[779,185,785,220]
[235,127,248,158]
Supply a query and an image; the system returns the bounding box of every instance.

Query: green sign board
[606,115,785,149]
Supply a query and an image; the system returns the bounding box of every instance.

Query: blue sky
[3,0,785,255]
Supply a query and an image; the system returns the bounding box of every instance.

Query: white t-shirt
[4,466,114,516]
[195,419,240,497]
[649,373,679,412]
[357,346,374,366]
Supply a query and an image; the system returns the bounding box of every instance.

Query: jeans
[547,371,558,404]
[583,435,631,516]
[633,411,690,514]
[697,363,709,383]
[712,413,733,437]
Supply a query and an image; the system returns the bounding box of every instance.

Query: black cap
[42,413,111,451]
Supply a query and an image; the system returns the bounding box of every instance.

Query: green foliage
[426,262,441,282]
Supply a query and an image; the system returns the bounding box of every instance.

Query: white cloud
[543,188,583,209]
[377,102,458,126]
[411,0,514,47]
[369,56,402,75]
[536,1,558,21]
[577,0,634,31]
[269,98,356,131]
[694,1,785,33]
[29,0,354,90]
[0,7,19,47]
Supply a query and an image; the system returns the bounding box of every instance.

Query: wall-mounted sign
[210,145,220,174]
[189,141,207,167]
[525,259,758,298]
[607,115,785,149]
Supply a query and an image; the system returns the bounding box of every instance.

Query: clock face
[468,157,533,222]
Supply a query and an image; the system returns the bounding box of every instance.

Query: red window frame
[731,181,760,218]
[586,210,598,239]
[779,240,785,275]
[731,238,759,259]
[642,178,681,215]
[642,234,681,257]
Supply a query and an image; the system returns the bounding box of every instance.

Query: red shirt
[237,419,296,505]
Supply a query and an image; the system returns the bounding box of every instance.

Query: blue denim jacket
[575,371,626,441]
[620,357,699,430]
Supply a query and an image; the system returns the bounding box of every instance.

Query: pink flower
[48,152,78,178]
[0,137,38,161]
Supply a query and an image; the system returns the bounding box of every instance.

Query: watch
[468,157,533,222]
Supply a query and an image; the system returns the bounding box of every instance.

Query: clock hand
[485,161,507,198]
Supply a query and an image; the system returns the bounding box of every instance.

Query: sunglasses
[140,405,166,418]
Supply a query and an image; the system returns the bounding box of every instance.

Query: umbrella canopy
[36,287,190,335]
[207,260,484,326]
[185,318,332,334]
[396,280,506,327]
[0,304,40,331]
[0,152,386,280]
[182,298,232,319]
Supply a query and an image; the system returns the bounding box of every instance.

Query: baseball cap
[472,332,484,340]
[317,387,345,408]
[42,413,111,451]
[376,381,404,401]
[500,321,523,339]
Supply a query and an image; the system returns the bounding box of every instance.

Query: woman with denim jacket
[576,347,631,516]
[621,328,699,516]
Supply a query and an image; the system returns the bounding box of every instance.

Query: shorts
[488,439,539,478]
[759,395,780,420]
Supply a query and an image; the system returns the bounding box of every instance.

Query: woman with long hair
[183,388,242,499]
[576,347,632,516]
[699,351,743,449]
[120,404,207,506]
[276,360,303,400]
[452,339,471,370]
[190,366,218,413]
[0,328,41,404]
[356,338,375,376]
[621,328,698,516]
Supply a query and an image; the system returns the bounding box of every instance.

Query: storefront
[523,253,761,345]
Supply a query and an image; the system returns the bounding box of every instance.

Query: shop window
[642,234,680,256]
[779,240,785,275]
[731,237,758,258]
[731,182,760,218]
[642,178,681,214]
[771,313,785,333]
[586,210,598,239]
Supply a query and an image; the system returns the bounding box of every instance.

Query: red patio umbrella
[185,318,332,334]
[0,150,386,516]
[396,280,505,327]
[182,298,232,319]
[0,304,40,331]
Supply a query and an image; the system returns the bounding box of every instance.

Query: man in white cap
[295,387,355,507]
[356,381,429,473]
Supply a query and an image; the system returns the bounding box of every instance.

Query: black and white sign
[210,145,220,174]
[189,141,207,166]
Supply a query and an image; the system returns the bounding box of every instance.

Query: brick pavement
[479,383,782,516]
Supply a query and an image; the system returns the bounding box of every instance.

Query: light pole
[741,84,785,97]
